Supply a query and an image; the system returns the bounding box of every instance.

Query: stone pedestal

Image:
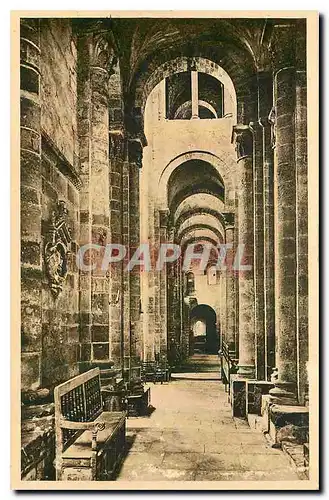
[246,380,274,415]
[269,404,309,448]
[230,375,247,418]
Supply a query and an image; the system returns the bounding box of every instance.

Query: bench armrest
[59,418,106,431]
[59,418,107,450]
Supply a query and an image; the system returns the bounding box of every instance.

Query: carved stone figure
[44,201,72,297]
[268,106,276,148]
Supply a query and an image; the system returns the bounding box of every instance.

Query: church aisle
[116,376,300,482]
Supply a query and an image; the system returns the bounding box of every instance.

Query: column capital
[257,71,273,127]
[90,32,117,75]
[222,212,235,229]
[128,138,143,169]
[76,20,119,75]
[125,108,148,148]
[231,124,253,161]
[269,23,296,74]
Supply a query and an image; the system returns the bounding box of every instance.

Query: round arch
[157,151,234,208]
[176,223,224,245]
[174,194,226,225]
[175,207,227,233]
[190,304,219,354]
[176,213,225,241]
[135,56,240,119]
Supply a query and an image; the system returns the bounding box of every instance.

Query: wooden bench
[54,368,126,481]
[142,361,170,384]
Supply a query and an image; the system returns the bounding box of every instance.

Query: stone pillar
[108,131,125,367]
[159,209,170,357]
[269,24,298,404]
[20,19,43,392]
[232,125,255,379]
[77,29,116,367]
[250,120,265,381]
[295,20,308,404]
[121,157,130,368]
[223,213,236,356]
[191,70,199,119]
[128,138,143,363]
[258,72,275,380]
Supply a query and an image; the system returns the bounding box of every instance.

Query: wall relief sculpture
[44,200,72,297]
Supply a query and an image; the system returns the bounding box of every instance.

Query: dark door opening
[190,304,219,355]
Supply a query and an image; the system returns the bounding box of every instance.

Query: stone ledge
[282,442,309,480]
[21,409,55,480]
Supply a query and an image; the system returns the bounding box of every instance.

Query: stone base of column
[269,382,298,405]
[268,404,309,448]
[230,375,248,417]
[246,380,274,415]
[237,364,255,379]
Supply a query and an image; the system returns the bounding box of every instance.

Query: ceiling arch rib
[158,150,234,208]
[174,194,226,225]
[167,159,225,214]
[180,227,221,249]
[176,213,224,241]
[176,223,224,245]
[175,207,226,233]
[127,18,261,111]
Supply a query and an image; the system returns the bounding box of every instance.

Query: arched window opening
[207,265,217,285]
[186,271,195,296]
[165,70,224,120]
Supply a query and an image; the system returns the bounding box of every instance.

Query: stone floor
[116,356,300,482]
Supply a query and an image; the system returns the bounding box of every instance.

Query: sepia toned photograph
[11,10,319,490]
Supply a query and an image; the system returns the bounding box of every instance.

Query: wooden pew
[54,368,126,481]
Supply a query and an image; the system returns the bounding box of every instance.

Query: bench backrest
[54,368,102,452]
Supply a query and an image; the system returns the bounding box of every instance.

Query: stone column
[77,29,116,367]
[128,138,143,363]
[191,70,199,119]
[20,19,43,392]
[250,120,265,381]
[223,213,236,356]
[108,131,125,367]
[121,157,130,369]
[159,209,170,357]
[295,20,308,404]
[269,24,298,404]
[232,125,255,379]
[258,72,275,380]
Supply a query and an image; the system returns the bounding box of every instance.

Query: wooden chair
[54,368,126,480]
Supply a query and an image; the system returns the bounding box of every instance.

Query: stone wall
[21,18,81,392]
[40,19,78,167]
[40,142,80,389]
